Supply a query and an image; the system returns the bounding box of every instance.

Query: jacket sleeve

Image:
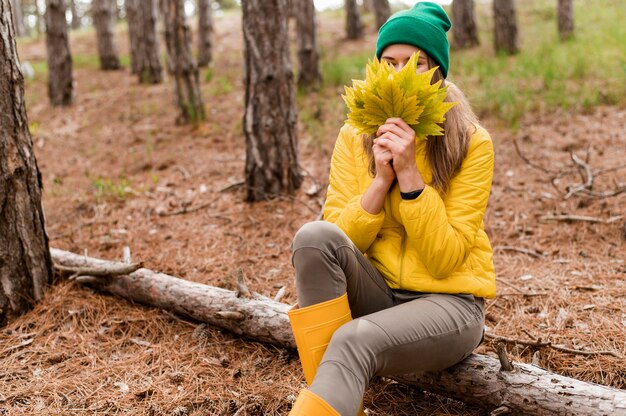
[399,129,494,279]
[323,126,385,253]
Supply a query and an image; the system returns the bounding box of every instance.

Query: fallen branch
[484,332,622,358]
[54,262,143,280]
[493,245,544,258]
[51,248,626,415]
[539,214,623,224]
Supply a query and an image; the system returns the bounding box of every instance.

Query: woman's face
[380,44,430,73]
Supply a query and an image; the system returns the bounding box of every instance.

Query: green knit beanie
[376,2,451,78]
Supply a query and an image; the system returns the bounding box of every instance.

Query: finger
[375,134,404,154]
[377,123,411,142]
[385,118,413,133]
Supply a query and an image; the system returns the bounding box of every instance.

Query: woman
[288,3,496,415]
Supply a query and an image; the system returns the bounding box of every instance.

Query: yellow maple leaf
[342,52,456,139]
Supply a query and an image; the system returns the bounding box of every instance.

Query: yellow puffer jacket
[324,124,496,299]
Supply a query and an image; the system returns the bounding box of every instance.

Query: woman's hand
[375,118,425,192]
[372,139,396,186]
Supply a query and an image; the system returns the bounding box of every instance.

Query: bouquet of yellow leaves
[342,52,455,139]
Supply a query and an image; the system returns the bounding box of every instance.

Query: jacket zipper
[398,232,407,288]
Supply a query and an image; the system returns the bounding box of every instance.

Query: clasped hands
[373,118,425,193]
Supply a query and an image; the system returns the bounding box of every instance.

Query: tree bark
[51,248,626,415]
[557,0,574,41]
[493,0,518,55]
[0,0,53,327]
[45,0,74,105]
[135,0,163,83]
[10,0,27,36]
[345,0,363,40]
[162,0,205,123]
[69,0,80,30]
[125,0,141,75]
[452,0,479,49]
[371,0,390,30]
[295,0,321,89]
[196,0,213,67]
[92,0,121,70]
[242,0,303,202]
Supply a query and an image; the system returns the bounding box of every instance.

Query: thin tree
[242,0,303,202]
[345,0,363,40]
[0,0,53,326]
[125,0,141,74]
[45,0,74,105]
[134,0,162,83]
[92,0,121,70]
[162,0,205,123]
[69,0,80,29]
[371,0,390,30]
[493,0,518,55]
[10,0,27,36]
[197,0,213,67]
[452,0,479,49]
[557,0,574,40]
[295,0,321,88]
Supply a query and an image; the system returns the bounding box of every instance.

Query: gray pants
[292,221,485,416]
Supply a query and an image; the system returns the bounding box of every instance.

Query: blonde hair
[363,55,478,196]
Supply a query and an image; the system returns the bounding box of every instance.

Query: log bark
[557,0,574,41]
[452,0,479,49]
[92,0,121,70]
[0,1,53,326]
[162,0,205,123]
[69,0,80,30]
[294,0,321,89]
[493,0,518,55]
[242,0,303,201]
[45,0,74,105]
[51,249,626,415]
[345,0,363,40]
[197,0,213,67]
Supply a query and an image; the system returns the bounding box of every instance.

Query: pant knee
[292,221,347,254]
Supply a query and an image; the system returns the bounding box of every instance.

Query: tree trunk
[362,0,373,14]
[51,248,626,415]
[452,0,479,49]
[10,0,27,36]
[162,0,205,123]
[92,0,121,70]
[135,0,163,83]
[125,0,141,74]
[45,0,74,105]
[557,0,574,40]
[197,0,213,67]
[371,0,390,30]
[493,0,518,55]
[69,0,80,29]
[242,0,303,202]
[0,0,53,327]
[345,0,363,40]
[295,0,321,89]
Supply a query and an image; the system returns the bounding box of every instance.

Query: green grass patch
[321,51,370,88]
[91,176,133,201]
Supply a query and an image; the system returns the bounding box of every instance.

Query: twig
[159,201,213,217]
[493,245,544,258]
[513,140,559,174]
[539,214,623,224]
[273,286,287,303]
[54,262,143,280]
[219,181,245,193]
[564,153,594,199]
[496,342,514,371]
[235,269,252,298]
[485,333,622,358]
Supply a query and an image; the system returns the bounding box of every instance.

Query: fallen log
[51,248,626,415]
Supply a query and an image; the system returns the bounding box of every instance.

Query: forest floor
[2,10,625,416]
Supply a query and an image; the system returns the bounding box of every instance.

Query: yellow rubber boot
[288,293,352,386]
[288,294,367,416]
[289,389,339,416]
